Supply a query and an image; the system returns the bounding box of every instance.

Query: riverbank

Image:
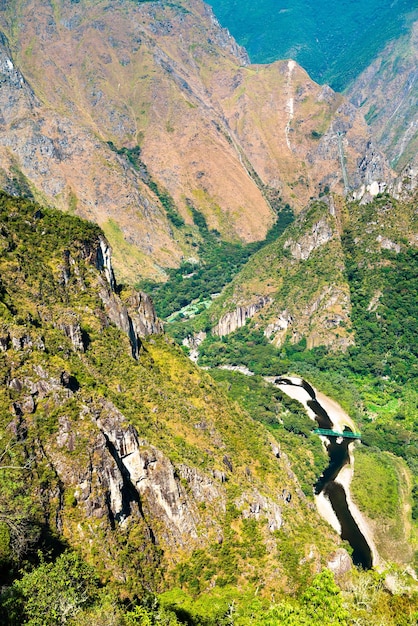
[274,377,378,568]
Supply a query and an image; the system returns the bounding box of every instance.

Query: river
[274,376,373,569]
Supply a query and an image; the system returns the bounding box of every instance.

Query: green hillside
[1,193,418,623]
[206,0,417,91]
[0,192,362,624]
[164,191,418,581]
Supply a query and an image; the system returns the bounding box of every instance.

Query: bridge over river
[313,428,361,440]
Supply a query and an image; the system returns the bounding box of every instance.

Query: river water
[275,376,373,569]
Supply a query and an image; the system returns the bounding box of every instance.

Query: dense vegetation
[162,191,418,585]
[206,0,417,91]
[208,369,327,497]
[137,204,293,320]
[1,190,418,624]
[342,236,418,382]
[0,192,353,624]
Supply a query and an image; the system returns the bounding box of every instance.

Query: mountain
[347,20,418,175]
[0,2,418,624]
[1,191,417,624]
[205,0,417,91]
[0,0,391,282]
[0,191,355,622]
[198,193,417,359]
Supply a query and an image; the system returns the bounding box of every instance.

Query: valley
[0,0,417,624]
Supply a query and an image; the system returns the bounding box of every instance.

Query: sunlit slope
[348,22,418,173]
[0,192,343,596]
[0,0,390,281]
[204,192,418,363]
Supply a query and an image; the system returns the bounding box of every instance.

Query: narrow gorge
[274,376,374,569]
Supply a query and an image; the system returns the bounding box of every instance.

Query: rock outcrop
[284,217,333,261]
[127,292,164,338]
[213,297,272,337]
[209,201,353,350]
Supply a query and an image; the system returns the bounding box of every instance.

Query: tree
[262,570,348,626]
[6,551,99,626]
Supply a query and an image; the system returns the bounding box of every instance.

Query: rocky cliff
[0,0,392,282]
[0,192,345,596]
[206,199,353,350]
[203,191,418,352]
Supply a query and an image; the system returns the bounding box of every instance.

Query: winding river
[274,376,373,569]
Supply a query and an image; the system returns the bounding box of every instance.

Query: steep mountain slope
[201,199,352,350]
[0,192,349,608]
[206,0,417,91]
[174,190,418,584]
[0,0,391,281]
[348,20,418,176]
[196,193,417,357]
[2,194,417,624]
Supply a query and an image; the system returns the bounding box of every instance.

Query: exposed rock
[237,491,283,533]
[282,489,292,503]
[56,416,75,452]
[9,329,39,351]
[222,455,233,472]
[213,297,271,337]
[182,331,206,362]
[375,235,401,253]
[0,327,9,351]
[127,291,164,337]
[327,548,352,576]
[177,465,224,506]
[284,217,333,261]
[31,365,73,400]
[94,240,163,357]
[264,311,293,343]
[90,400,202,545]
[218,364,255,376]
[207,6,249,66]
[394,163,418,197]
[9,377,23,392]
[58,249,71,286]
[97,237,116,291]
[7,415,28,441]
[56,312,85,352]
[212,469,227,483]
[19,395,36,414]
[98,278,140,358]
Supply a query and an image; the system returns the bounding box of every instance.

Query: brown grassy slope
[0,0,392,281]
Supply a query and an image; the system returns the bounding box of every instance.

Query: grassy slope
[0,192,352,621]
[0,191,417,621]
[162,191,418,573]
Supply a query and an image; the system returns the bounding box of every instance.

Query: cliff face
[0,193,343,593]
[0,0,392,282]
[205,192,418,352]
[207,200,353,350]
